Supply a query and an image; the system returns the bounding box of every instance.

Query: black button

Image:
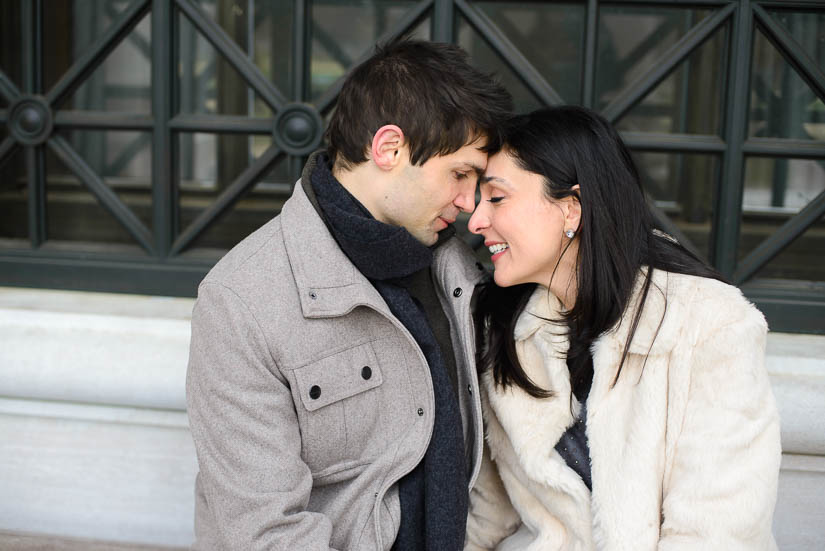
[475,262,483,271]
[309,385,321,399]
[453,287,462,297]
[417,408,424,416]
[309,291,317,300]
[361,366,372,380]
[467,384,473,394]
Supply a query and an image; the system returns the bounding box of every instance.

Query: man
[186,38,512,550]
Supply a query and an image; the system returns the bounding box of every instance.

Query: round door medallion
[7,96,53,146]
[272,103,323,156]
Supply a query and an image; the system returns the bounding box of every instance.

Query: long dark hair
[476,106,724,399]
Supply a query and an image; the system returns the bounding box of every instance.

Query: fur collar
[513,269,683,357]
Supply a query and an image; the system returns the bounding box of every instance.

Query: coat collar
[281,167,485,320]
[514,268,681,358]
[281,180,388,319]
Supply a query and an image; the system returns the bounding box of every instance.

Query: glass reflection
[43,4,151,112]
[473,2,585,105]
[749,15,825,140]
[0,143,28,246]
[740,157,825,281]
[632,151,718,259]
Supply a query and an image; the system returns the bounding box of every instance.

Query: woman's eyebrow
[478,175,511,188]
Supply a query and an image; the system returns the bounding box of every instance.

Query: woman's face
[468,151,575,288]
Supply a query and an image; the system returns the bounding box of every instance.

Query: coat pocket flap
[293,342,384,412]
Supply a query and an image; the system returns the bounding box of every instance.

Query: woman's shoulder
[661,271,768,343]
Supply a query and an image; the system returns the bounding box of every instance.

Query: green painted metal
[621,132,727,153]
[582,0,599,108]
[433,0,455,43]
[743,137,825,159]
[22,0,47,249]
[0,71,20,103]
[0,0,822,333]
[54,111,154,130]
[715,0,753,278]
[152,0,174,259]
[168,114,273,134]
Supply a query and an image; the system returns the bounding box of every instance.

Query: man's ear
[370,124,405,171]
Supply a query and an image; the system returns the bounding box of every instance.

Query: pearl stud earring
[565,229,575,238]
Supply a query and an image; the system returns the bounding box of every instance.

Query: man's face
[378,140,488,245]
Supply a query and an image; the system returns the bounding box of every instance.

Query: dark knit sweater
[306,154,468,551]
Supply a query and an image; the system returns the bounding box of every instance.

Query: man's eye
[454,171,469,180]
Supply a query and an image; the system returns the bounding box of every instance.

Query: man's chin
[412,230,439,246]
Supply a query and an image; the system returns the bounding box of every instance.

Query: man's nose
[454,180,476,213]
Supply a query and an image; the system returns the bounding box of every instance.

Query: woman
[464,106,781,550]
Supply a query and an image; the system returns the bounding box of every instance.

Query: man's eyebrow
[455,162,485,175]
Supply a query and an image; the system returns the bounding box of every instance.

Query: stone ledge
[0,530,186,551]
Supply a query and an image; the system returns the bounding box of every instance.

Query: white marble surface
[0,413,197,547]
[0,287,823,548]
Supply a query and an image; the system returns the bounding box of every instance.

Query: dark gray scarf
[308,154,468,551]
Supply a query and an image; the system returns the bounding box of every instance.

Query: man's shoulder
[200,213,287,293]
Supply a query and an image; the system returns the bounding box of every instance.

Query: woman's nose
[468,207,488,235]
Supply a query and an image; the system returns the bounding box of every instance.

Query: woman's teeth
[489,243,509,254]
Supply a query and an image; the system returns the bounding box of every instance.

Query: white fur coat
[465,270,781,551]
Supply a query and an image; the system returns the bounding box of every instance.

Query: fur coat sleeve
[655,279,781,550]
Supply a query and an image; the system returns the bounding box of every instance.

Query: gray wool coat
[186,168,488,550]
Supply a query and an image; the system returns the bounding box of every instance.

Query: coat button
[309,385,321,399]
[453,287,462,297]
[361,366,372,380]
[467,384,472,394]
[475,262,483,271]
[309,291,317,300]
[417,408,424,416]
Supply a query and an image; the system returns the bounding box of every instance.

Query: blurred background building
[0,0,823,549]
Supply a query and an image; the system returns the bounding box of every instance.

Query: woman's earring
[565,229,575,238]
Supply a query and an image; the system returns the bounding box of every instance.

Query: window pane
[178,12,273,117]
[178,132,288,257]
[43,0,146,101]
[632,151,718,259]
[749,23,825,140]
[457,15,542,113]
[43,133,152,254]
[0,143,27,246]
[473,1,585,104]
[310,1,421,102]
[0,0,22,96]
[752,216,825,281]
[63,13,152,113]
[739,157,825,281]
[615,25,727,135]
[596,6,714,111]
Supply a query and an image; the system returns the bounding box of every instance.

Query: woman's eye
[488,196,504,204]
